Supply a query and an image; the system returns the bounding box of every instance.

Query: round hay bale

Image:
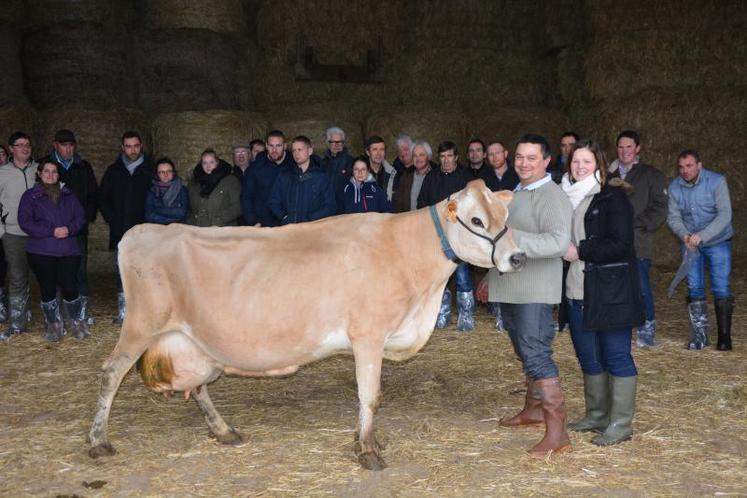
[364,108,468,155]
[151,110,268,175]
[268,112,364,156]
[33,108,151,177]
[464,108,570,153]
[134,29,243,112]
[26,0,133,27]
[0,29,24,107]
[23,22,136,110]
[0,106,35,149]
[143,0,247,34]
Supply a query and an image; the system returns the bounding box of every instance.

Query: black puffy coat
[577,182,644,331]
[99,155,154,250]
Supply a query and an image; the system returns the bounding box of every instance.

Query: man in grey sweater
[487,134,573,458]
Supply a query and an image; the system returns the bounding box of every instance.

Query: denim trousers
[501,302,558,380]
[567,299,637,377]
[638,258,654,321]
[686,241,732,299]
[454,262,473,293]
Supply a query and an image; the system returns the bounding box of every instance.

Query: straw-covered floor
[0,266,745,497]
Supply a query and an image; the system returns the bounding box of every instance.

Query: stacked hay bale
[23,22,136,110]
[133,28,246,112]
[0,29,25,107]
[254,0,407,108]
[364,108,468,153]
[151,110,268,177]
[570,0,747,265]
[399,0,547,108]
[464,108,570,153]
[268,105,364,155]
[0,106,35,149]
[142,0,248,33]
[136,0,256,111]
[26,0,133,26]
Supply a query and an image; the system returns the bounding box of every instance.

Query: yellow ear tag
[447,200,458,223]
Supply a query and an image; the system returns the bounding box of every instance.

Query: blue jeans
[638,258,654,321]
[687,241,732,299]
[501,302,558,380]
[455,262,473,292]
[567,299,637,377]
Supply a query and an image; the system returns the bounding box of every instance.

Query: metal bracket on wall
[294,34,384,83]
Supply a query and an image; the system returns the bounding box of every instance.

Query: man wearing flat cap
[39,129,99,324]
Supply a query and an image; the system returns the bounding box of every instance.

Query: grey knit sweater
[488,180,572,304]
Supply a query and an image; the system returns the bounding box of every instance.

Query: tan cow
[88,179,526,470]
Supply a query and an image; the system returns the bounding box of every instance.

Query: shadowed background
[0,0,744,271]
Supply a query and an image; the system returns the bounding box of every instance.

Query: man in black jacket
[40,129,99,324]
[99,131,153,323]
[417,141,476,332]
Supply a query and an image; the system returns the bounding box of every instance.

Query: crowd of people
[0,124,734,458]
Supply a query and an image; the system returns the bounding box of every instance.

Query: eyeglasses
[328,140,344,145]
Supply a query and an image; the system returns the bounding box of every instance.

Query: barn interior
[0,0,745,496]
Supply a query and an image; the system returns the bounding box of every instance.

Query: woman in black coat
[561,139,643,447]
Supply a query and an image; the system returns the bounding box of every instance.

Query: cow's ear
[446,200,458,223]
[494,190,513,205]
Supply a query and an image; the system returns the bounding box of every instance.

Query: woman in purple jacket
[18,160,87,342]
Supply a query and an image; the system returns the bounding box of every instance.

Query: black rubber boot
[715,297,734,351]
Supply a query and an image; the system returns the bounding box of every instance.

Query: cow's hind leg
[352,341,386,470]
[88,351,142,458]
[193,384,243,445]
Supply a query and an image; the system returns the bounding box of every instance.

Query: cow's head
[441,179,526,272]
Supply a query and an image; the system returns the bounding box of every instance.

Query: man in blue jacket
[667,149,734,351]
[241,130,295,227]
[269,136,335,225]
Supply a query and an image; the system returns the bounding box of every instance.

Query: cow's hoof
[213,428,244,446]
[358,451,387,471]
[88,443,116,459]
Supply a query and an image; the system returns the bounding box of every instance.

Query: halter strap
[429,199,510,267]
[429,205,461,263]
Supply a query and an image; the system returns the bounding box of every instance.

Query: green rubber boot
[592,375,636,446]
[568,372,609,433]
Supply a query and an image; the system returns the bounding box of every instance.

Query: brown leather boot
[529,377,571,457]
[499,377,544,428]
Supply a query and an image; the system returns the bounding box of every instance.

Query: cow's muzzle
[509,251,527,270]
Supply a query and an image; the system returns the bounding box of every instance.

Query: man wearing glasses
[0,132,38,340]
[322,126,353,197]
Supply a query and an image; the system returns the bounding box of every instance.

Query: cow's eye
[471,217,484,228]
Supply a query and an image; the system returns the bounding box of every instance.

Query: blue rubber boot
[435,289,452,329]
[456,291,475,332]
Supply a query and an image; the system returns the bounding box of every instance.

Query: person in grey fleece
[486,134,573,458]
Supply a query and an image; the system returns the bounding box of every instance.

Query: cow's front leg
[352,341,386,470]
[193,384,243,445]
[88,353,139,458]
